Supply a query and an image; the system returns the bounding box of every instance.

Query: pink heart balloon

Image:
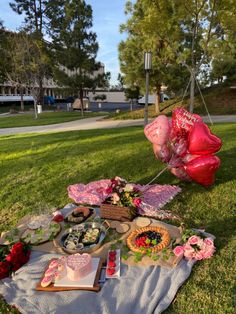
[188,122,222,155]
[153,143,171,163]
[171,167,192,181]
[172,108,202,137]
[144,115,170,145]
[184,155,221,186]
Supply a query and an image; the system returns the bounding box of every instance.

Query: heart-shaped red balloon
[188,122,222,155]
[172,108,202,137]
[185,155,221,186]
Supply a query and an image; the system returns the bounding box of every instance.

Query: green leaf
[152,254,160,261]
[110,243,117,250]
[122,254,128,260]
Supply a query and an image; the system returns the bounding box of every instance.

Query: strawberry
[108,261,116,268]
[106,267,115,276]
[109,251,116,258]
[108,255,116,262]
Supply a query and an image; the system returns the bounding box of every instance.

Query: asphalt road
[0,114,236,136]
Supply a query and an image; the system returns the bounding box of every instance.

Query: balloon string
[143,166,168,192]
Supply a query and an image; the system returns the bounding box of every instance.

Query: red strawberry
[108,261,116,268]
[109,251,116,258]
[109,256,116,262]
[106,268,115,276]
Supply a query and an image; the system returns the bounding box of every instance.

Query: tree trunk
[130,99,133,111]
[38,78,44,106]
[20,87,24,111]
[189,70,195,113]
[79,88,84,117]
[33,98,38,119]
[154,85,161,114]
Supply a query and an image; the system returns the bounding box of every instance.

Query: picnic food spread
[126,226,171,253]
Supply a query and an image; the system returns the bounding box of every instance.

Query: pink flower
[173,246,184,257]
[183,244,195,260]
[195,251,204,260]
[133,198,142,207]
[202,249,215,259]
[204,238,214,247]
[184,251,195,260]
[111,193,120,204]
[188,235,201,245]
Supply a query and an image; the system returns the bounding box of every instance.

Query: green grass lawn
[109,84,236,120]
[0,124,235,313]
[0,111,106,128]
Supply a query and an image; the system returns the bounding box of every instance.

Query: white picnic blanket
[0,250,195,314]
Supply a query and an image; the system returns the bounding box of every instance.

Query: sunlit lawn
[0,123,235,313]
[0,111,106,128]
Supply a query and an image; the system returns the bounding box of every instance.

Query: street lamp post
[144,52,152,126]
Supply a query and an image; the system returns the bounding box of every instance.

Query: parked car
[138,93,169,105]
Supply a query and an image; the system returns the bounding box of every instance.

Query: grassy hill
[109,83,236,120]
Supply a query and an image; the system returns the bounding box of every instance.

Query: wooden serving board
[35,258,105,292]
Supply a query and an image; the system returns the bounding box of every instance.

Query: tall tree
[120,0,223,113]
[47,0,109,115]
[0,22,9,83]
[9,0,50,106]
[119,0,189,114]
[9,0,48,35]
[4,31,50,116]
[209,0,236,84]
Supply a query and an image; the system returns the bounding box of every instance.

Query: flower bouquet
[173,229,215,261]
[0,241,31,280]
[100,177,142,221]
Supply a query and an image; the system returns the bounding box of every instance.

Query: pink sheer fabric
[67,179,181,219]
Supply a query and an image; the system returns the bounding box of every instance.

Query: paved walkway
[0,115,236,136]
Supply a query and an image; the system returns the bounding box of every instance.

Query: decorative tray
[36,258,105,292]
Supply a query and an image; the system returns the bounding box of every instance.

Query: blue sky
[0,0,128,85]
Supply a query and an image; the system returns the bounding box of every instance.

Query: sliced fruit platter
[21,221,61,245]
[126,226,170,253]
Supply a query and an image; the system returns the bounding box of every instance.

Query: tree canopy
[119,0,236,112]
[47,0,110,114]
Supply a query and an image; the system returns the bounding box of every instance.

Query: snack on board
[66,253,92,281]
[62,226,101,252]
[81,228,100,245]
[41,275,54,288]
[126,226,170,253]
[21,221,61,245]
[64,207,93,224]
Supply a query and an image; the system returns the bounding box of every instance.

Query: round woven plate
[126,226,170,253]
[21,221,61,245]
